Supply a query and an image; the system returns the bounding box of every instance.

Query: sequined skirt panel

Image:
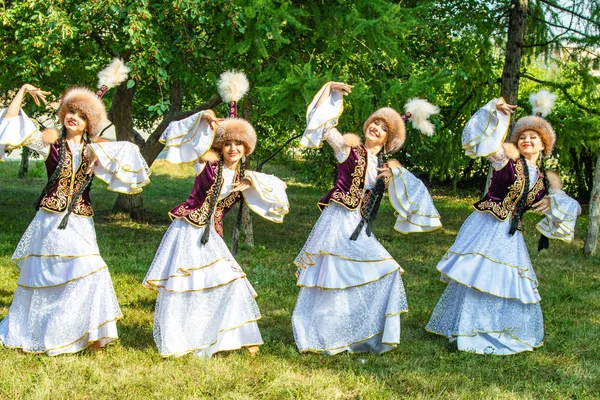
[292,203,408,354]
[427,211,544,354]
[0,210,122,355]
[144,219,262,358]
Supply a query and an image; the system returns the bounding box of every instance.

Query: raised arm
[300,82,352,151]
[4,84,50,119]
[462,98,516,168]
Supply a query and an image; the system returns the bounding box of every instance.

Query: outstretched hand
[21,84,50,107]
[329,82,354,96]
[376,167,392,181]
[85,144,99,175]
[202,111,224,129]
[231,178,252,193]
[532,196,550,214]
[496,98,517,115]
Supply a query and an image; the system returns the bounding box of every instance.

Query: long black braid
[537,154,551,251]
[508,154,531,235]
[34,127,68,210]
[350,151,386,240]
[200,158,225,245]
[58,131,94,229]
[233,156,247,234]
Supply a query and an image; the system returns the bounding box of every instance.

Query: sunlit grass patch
[0,159,598,398]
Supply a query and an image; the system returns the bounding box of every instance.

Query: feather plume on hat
[57,59,130,137]
[529,90,556,117]
[404,98,440,136]
[217,71,249,118]
[510,89,557,156]
[97,58,131,90]
[218,71,249,103]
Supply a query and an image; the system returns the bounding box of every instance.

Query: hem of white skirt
[296,267,403,290]
[143,256,229,291]
[298,310,408,355]
[425,327,543,355]
[294,250,395,270]
[16,265,109,289]
[158,317,262,358]
[144,274,250,293]
[0,316,122,356]
[438,274,541,305]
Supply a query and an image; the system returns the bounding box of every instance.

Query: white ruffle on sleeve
[536,191,581,243]
[388,167,442,233]
[0,108,41,159]
[90,141,151,194]
[160,111,215,163]
[243,171,290,223]
[462,98,510,158]
[300,83,344,149]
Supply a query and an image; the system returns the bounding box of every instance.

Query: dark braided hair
[508,154,530,235]
[537,154,551,251]
[34,127,68,210]
[233,156,248,234]
[200,157,225,245]
[58,131,94,229]
[350,151,386,240]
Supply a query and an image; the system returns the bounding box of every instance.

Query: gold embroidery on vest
[527,175,544,205]
[476,159,525,220]
[40,146,94,216]
[40,150,72,212]
[331,146,366,209]
[213,191,241,237]
[185,180,217,227]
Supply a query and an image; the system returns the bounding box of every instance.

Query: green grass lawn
[0,159,598,399]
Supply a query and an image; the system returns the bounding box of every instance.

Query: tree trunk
[112,193,144,220]
[570,147,587,198]
[18,147,29,179]
[140,94,221,166]
[140,79,184,165]
[486,0,528,193]
[109,80,142,218]
[501,0,528,105]
[584,151,600,256]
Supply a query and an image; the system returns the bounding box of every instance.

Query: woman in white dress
[143,72,290,358]
[0,62,151,355]
[292,81,442,354]
[425,91,581,355]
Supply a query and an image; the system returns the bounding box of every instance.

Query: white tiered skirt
[0,210,122,355]
[426,211,544,354]
[292,202,408,354]
[143,219,262,358]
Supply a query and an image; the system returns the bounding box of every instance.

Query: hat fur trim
[343,133,362,148]
[200,149,220,163]
[387,159,402,170]
[502,142,520,161]
[214,118,257,155]
[545,170,562,190]
[92,136,110,143]
[510,116,555,157]
[363,107,405,154]
[42,128,61,145]
[58,87,108,137]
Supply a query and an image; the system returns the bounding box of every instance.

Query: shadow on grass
[0,289,16,309]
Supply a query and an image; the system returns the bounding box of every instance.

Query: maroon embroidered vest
[474,158,546,230]
[318,146,368,212]
[39,142,94,217]
[169,162,242,237]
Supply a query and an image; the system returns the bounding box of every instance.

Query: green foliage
[0,160,598,398]
[1,0,599,198]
